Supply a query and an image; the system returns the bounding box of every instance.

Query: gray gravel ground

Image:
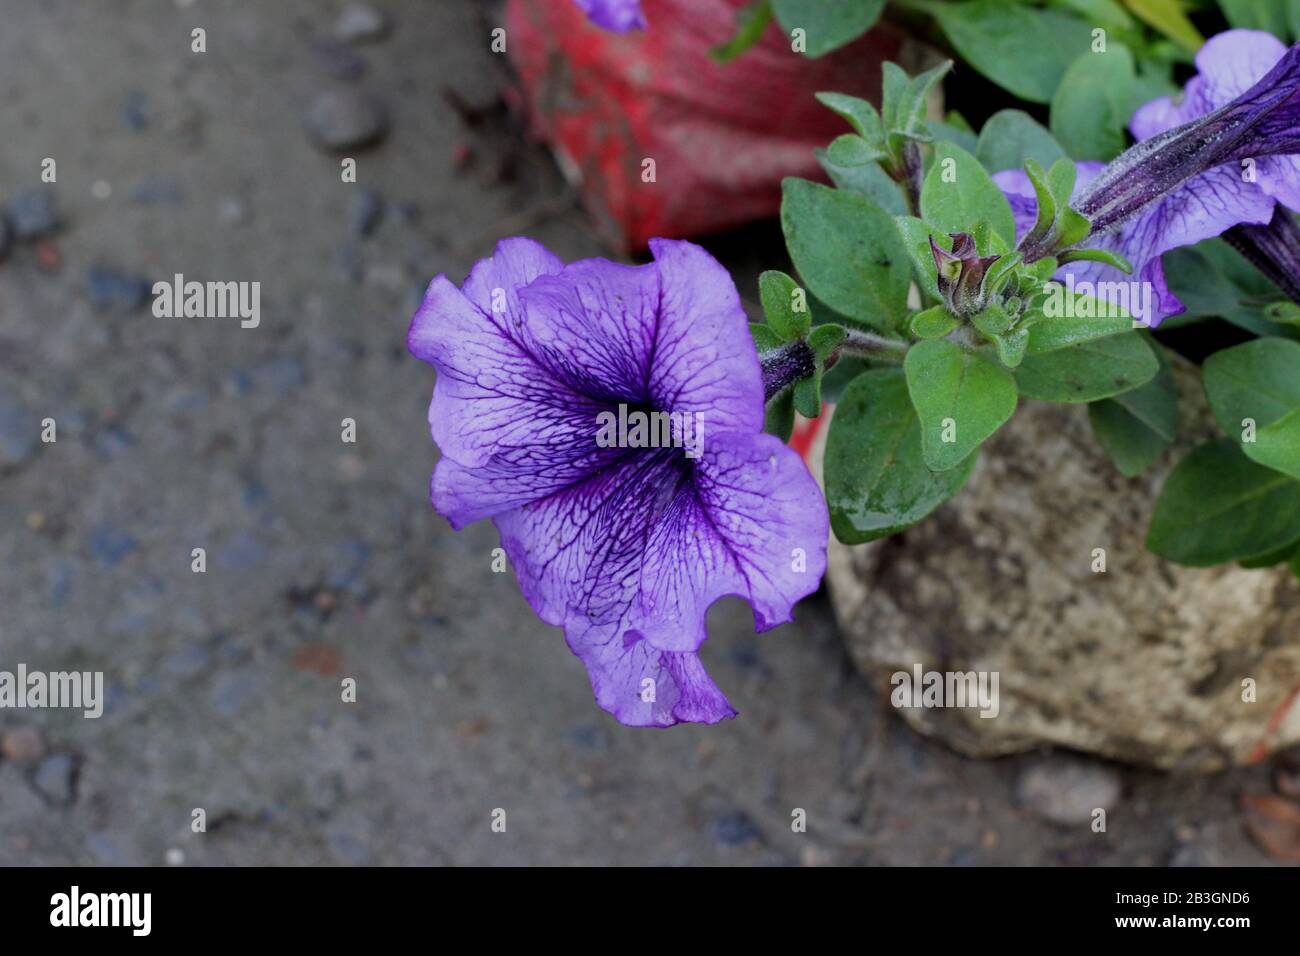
[0,0,1288,866]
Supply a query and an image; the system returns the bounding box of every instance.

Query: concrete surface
[0,0,1288,865]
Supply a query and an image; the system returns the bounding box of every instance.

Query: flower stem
[761,330,908,403]
[839,327,909,361]
[761,341,817,402]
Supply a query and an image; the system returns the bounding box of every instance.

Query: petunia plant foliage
[769,33,1300,574]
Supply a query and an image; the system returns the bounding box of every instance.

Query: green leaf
[895,216,947,303]
[1202,337,1300,478]
[1147,439,1300,565]
[710,0,773,64]
[1239,539,1300,569]
[1124,0,1205,52]
[925,117,978,156]
[1251,407,1300,479]
[992,327,1030,368]
[1218,0,1292,38]
[904,338,1018,470]
[920,141,1017,248]
[972,302,1013,338]
[826,134,885,167]
[1163,239,1299,338]
[825,367,977,543]
[1050,45,1138,160]
[976,109,1066,174]
[981,254,1022,298]
[1265,302,1300,325]
[1015,332,1158,402]
[749,323,784,353]
[771,0,885,57]
[1022,158,1058,244]
[882,60,952,156]
[1201,338,1300,437]
[792,370,822,418]
[1057,247,1133,272]
[809,323,847,357]
[816,147,908,215]
[765,389,795,441]
[1087,344,1178,476]
[921,0,1096,103]
[1056,208,1092,249]
[759,270,810,341]
[1025,296,1133,353]
[1053,0,1139,36]
[781,178,911,330]
[816,92,885,144]
[910,304,959,339]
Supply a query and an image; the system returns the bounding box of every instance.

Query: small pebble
[311,37,368,82]
[351,188,385,236]
[710,809,761,847]
[1,725,47,765]
[6,189,60,239]
[0,385,39,467]
[121,91,149,130]
[130,175,183,204]
[88,524,139,567]
[303,88,389,152]
[334,3,390,43]
[84,831,131,865]
[32,753,76,805]
[218,196,247,226]
[86,267,152,312]
[1016,756,1121,826]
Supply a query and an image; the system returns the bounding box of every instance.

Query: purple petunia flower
[995,30,1300,326]
[407,238,827,727]
[1226,206,1300,304]
[572,0,646,32]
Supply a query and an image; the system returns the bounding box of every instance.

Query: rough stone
[32,753,76,805]
[303,88,388,151]
[1,725,47,766]
[817,356,1300,771]
[334,3,390,44]
[1016,756,1121,825]
[6,189,60,239]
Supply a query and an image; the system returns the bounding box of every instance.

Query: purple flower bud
[1075,32,1300,235]
[1225,207,1300,304]
[930,233,999,315]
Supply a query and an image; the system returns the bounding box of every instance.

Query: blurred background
[0,0,1290,865]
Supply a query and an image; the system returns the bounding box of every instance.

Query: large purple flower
[407,238,827,727]
[573,0,645,32]
[995,30,1300,326]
